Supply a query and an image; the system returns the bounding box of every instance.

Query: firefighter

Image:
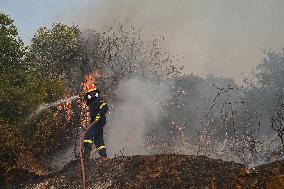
[80,83,108,159]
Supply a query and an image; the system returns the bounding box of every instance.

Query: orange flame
[80,69,102,127]
[82,69,102,89]
[54,69,102,128]
[56,92,73,123]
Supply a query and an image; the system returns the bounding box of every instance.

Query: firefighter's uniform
[82,84,108,158]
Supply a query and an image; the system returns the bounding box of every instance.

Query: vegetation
[0,13,66,184]
[1,10,284,187]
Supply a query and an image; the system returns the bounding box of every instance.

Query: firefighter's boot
[98,145,107,158]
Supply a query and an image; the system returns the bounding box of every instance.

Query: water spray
[28,95,81,119]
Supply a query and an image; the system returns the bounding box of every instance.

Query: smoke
[106,77,170,156]
[69,0,284,83]
[30,0,284,164]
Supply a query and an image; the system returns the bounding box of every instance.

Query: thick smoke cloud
[70,0,284,83]
[106,77,170,156]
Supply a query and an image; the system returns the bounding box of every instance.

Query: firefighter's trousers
[83,121,107,158]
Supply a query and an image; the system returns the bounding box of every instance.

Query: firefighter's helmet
[85,83,97,93]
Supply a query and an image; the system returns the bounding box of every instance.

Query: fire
[80,103,89,128]
[82,69,102,89]
[54,68,102,128]
[56,92,73,123]
[80,69,102,128]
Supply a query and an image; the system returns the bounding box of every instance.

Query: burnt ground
[7,154,284,189]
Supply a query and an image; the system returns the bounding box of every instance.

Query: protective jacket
[83,90,108,124]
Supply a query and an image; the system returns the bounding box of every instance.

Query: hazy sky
[1,0,284,83]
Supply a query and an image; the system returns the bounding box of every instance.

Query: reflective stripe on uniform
[100,103,107,109]
[84,140,93,143]
[97,145,106,151]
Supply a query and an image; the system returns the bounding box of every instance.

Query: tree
[255,50,284,92]
[243,50,284,156]
[270,94,284,151]
[0,12,25,75]
[94,23,183,98]
[0,13,65,185]
[243,50,284,120]
[0,12,26,122]
[0,13,65,123]
[28,23,84,88]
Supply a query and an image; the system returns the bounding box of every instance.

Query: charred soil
[11,154,284,189]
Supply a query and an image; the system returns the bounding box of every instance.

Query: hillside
[18,154,284,189]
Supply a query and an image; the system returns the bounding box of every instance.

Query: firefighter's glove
[79,93,85,100]
[95,115,101,122]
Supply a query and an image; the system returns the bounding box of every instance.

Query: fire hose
[79,119,98,189]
